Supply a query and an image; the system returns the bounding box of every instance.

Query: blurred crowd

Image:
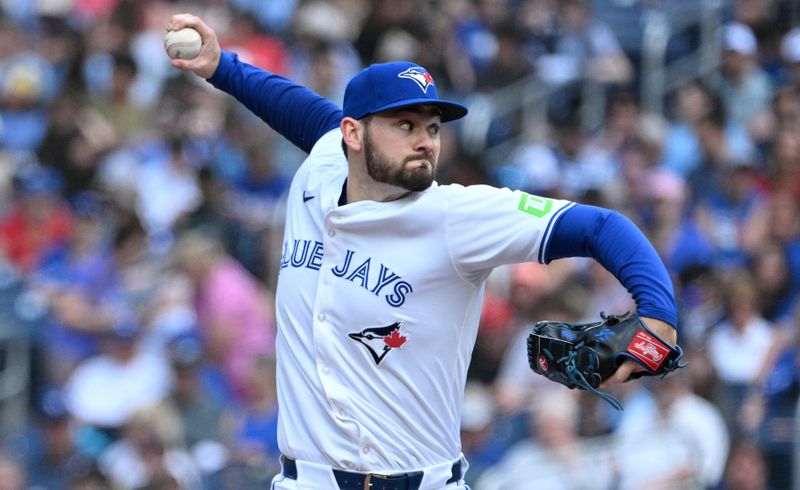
[0,0,799,489]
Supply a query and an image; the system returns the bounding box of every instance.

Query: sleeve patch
[517,193,553,218]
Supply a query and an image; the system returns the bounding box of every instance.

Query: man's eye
[429,125,440,136]
[399,121,412,131]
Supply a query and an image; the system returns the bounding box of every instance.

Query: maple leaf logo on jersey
[348,322,407,365]
[398,67,435,93]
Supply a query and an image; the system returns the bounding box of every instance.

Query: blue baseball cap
[343,62,468,122]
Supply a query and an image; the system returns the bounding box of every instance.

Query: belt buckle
[363,472,391,490]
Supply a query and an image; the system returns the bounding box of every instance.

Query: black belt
[281,455,461,490]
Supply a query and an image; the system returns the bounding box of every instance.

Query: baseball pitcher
[167,13,680,490]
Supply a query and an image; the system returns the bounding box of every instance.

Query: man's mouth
[406,157,432,167]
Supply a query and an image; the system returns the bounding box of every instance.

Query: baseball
[164,27,202,60]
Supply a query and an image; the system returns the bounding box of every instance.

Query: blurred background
[0,0,799,488]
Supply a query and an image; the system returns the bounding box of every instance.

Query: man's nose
[414,130,435,154]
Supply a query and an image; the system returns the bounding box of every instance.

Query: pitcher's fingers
[599,361,637,388]
[167,13,199,31]
[167,13,215,42]
[170,59,190,71]
[170,56,211,75]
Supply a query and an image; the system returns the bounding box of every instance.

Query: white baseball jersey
[275,129,575,472]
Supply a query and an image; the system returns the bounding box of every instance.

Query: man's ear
[340,116,364,154]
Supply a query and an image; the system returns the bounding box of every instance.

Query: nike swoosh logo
[303,192,315,202]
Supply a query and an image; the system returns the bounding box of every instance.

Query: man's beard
[364,127,435,192]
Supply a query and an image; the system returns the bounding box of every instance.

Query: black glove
[527,312,685,410]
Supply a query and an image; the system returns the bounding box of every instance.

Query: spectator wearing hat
[0,20,58,152]
[717,22,773,129]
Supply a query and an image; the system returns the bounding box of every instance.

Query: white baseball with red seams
[164,27,202,59]
[275,128,574,487]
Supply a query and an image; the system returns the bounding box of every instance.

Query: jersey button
[327,230,335,237]
[362,447,370,454]
[317,313,326,321]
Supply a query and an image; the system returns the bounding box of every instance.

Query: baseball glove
[527,312,685,410]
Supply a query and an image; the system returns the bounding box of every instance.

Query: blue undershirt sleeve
[545,204,678,327]
[207,50,343,154]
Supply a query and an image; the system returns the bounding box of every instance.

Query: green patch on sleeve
[517,193,553,218]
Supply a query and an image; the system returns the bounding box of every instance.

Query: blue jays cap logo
[342,61,467,121]
[348,321,407,365]
[398,67,435,93]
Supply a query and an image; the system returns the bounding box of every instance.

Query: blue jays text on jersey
[280,239,414,307]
